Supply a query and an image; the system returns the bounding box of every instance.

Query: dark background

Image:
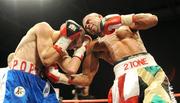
[0,0,180,101]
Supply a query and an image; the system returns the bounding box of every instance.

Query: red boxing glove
[60,20,84,41]
[46,64,59,83]
[54,20,84,54]
[100,14,121,34]
[100,14,135,34]
[46,64,73,85]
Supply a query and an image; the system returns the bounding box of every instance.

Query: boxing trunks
[109,53,176,103]
[0,58,59,103]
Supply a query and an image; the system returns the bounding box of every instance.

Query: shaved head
[82,13,103,36]
[83,13,103,27]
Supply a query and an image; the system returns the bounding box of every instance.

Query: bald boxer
[0,20,91,103]
[68,13,176,103]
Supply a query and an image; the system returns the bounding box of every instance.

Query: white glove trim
[121,14,135,26]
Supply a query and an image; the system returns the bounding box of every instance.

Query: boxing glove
[46,64,59,82]
[53,20,84,55]
[100,14,135,34]
[46,64,72,85]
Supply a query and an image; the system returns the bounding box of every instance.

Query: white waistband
[113,53,157,78]
[9,58,37,75]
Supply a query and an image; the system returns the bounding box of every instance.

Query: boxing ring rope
[62,99,108,103]
[62,93,180,103]
[174,93,180,97]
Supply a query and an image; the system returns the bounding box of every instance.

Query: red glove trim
[47,73,59,83]
[53,45,62,55]
[73,56,83,61]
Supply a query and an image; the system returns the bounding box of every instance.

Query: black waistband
[114,52,148,66]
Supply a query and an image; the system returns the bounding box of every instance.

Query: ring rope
[62,99,107,103]
[62,93,180,103]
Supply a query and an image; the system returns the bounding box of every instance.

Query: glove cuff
[121,14,135,26]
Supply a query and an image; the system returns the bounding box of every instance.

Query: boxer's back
[14,27,42,67]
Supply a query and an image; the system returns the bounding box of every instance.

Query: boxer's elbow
[152,15,158,26]
[146,14,158,27]
[33,22,51,34]
[147,14,158,27]
[35,22,49,28]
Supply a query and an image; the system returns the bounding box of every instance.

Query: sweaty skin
[69,13,176,103]
[11,22,84,75]
[70,13,158,86]
[1,21,91,103]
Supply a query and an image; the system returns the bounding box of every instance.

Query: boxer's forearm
[57,56,81,74]
[130,13,158,30]
[69,74,92,86]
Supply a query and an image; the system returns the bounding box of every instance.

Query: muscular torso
[14,27,42,68]
[92,26,147,65]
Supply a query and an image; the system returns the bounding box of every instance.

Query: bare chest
[93,35,120,64]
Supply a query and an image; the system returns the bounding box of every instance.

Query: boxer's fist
[54,20,84,54]
[46,64,72,85]
[100,14,121,34]
[61,20,84,41]
[46,64,59,83]
[100,14,135,34]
